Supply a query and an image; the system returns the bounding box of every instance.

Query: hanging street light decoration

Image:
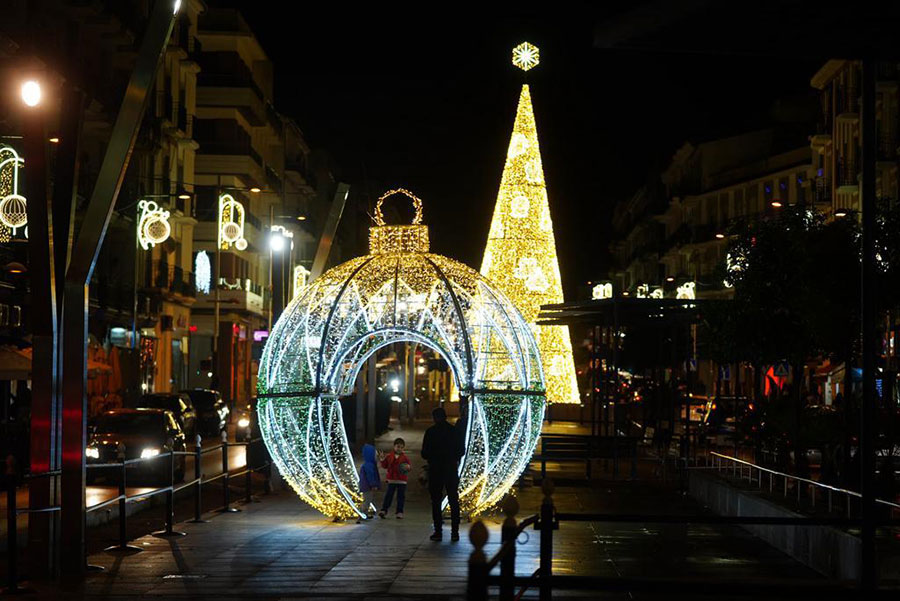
[195,250,211,295]
[258,189,546,519]
[676,281,697,300]
[480,44,580,404]
[0,145,26,242]
[592,282,612,300]
[218,193,247,250]
[136,199,171,250]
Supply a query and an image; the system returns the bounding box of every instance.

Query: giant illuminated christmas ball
[257,189,546,519]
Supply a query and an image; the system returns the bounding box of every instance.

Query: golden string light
[480,58,580,405]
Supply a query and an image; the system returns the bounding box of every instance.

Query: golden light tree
[480,43,580,404]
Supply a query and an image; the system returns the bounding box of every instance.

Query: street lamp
[20,80,42,107]
[771,200,783,208]
[269,230,286,252]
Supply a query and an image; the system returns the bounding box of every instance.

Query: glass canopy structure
[257,190,547,518]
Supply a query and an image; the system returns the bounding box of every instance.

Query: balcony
[197,83,265,126]
[196,278,265,316]
[144,261,197,301]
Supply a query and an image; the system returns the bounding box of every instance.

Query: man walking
[421,406,465,541]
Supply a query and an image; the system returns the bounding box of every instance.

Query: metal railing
[4,431,270,590]
[3,458,61,594]
[467,478,897,600]
[704,451,900,517]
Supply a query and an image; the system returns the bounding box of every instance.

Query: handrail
[485,514,538,570]
[709,451,900,510]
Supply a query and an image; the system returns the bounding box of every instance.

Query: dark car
[86,408,186,485]
[133,392,197,438]
[181,389,228,438]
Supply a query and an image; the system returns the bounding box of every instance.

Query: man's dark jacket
[421,420,465,472]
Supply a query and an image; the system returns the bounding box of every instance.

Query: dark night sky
[212,3,820,298]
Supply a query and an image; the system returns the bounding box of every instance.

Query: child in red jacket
[378,438,410,518]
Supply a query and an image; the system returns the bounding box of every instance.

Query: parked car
[181,389,228,438]
[86,408,186,484]
[132,392,197,438]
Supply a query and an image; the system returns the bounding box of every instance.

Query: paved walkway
[12,420,824,599]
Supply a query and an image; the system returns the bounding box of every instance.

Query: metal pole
[189,435,205,523]
[104,443,140,553]
[860,57,878,592]
[245,442,253,504]
[23,87,58,580]
[539,479,554,601]
[214,183,221,400]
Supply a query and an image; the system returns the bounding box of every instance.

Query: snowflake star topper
[512,42,540,72]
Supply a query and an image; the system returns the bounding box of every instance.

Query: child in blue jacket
[357,443,381,521]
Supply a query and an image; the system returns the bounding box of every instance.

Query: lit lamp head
[368,188,430,254]
[20,80,42,107]
[269,230,286,252]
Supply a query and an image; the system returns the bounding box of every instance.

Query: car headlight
[141,447,161,459]
[86,446,100,459]
[237,417,250,429]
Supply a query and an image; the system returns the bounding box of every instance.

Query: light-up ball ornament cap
[512,42,540,72]
[369,188,430,254]
[258,189,546,519]
[137,199,171,250]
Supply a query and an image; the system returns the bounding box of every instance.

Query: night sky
[214,3,820,298]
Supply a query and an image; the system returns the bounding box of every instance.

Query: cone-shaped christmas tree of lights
[480,43,580,404]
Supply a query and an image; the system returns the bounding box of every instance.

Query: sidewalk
[7,420,823,599]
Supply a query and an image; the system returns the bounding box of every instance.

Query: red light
[232,324,240,335]
[189,325,198,333]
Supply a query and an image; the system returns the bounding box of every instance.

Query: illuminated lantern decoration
[636,284,649,298]
[676,281,696,300]
[480,44,580,404]
[293,264,310,298]
[195,251,211,295]
[592,282,612,300]
[136,200,171,249]
[650,287,664,299]
[0,146,26,241]
[258,189,546,519]
[218,193,247,250]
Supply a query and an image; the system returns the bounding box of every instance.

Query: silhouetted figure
[422,406,465,541]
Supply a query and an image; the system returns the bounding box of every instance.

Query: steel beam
[309,183,350,281]
[60,0,176,578]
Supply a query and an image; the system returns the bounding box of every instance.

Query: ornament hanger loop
[374,188,423,226]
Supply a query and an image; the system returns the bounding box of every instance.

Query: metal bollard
[499,496,519,601]
[105,444,141,553]
[6,455,19,593]
[189,434,206,523]
[467,521,488,601]
[219,429,239,513]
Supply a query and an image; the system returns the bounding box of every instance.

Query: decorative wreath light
[195,251,211,295]
[258,189,546,519]
[0,146,26,241]
[677,281,697,300]
[137,200,171,250]
[218,193,247,250]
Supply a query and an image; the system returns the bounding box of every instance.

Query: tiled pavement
[15,420,823,599]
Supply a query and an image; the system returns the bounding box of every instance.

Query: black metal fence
[467,479,898,600]
[4,432,270,592]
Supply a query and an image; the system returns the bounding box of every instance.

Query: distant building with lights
[609,127,816,301]
[188,8,344,406]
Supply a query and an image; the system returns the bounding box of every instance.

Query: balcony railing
[146,261,196,298]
